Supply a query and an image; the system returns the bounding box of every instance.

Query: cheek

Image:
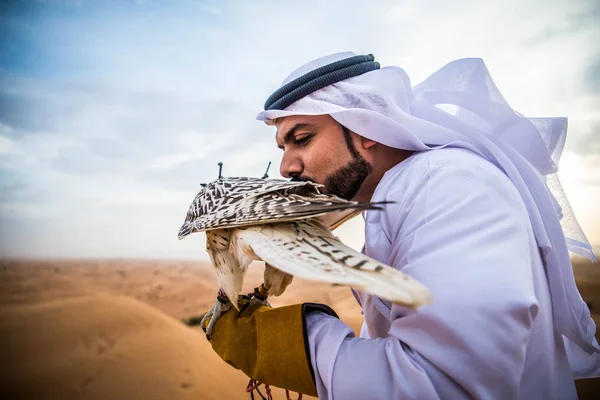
[303,143,348,179]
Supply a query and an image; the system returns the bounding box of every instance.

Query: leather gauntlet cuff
[209,300,339,397]
[251,303,338,397]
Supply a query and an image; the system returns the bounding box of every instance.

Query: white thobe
[306,148,580,399]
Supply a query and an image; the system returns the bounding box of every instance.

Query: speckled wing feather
[233,220,432,308]
[178,177,386,238]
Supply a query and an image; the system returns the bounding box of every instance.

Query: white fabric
[306,148,594,399]
[256,53,599,375]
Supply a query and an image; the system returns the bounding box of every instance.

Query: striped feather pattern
[178,176,431,310]
[178,177,385,238]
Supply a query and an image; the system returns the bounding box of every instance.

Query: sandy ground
[0,259,360,400]
[0,258,598,399]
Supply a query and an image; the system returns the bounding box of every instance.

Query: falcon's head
[178,177,329,239]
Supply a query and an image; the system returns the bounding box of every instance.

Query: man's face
[274,115,372,200]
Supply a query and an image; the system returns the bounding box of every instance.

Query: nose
[280,151,303,179]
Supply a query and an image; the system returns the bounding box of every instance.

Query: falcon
[178,176,432,336]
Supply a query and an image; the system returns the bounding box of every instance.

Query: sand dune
[0,258,598,399]
[0,260,359,399]
[1,292,242,399]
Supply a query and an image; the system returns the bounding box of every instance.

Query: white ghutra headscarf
[257,52,599,376]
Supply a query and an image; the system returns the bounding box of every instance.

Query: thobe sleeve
[306,162,540,399]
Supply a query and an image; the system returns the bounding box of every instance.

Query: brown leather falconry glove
[202,297,338,397]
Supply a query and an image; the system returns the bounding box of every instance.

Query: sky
[0,0,599,260]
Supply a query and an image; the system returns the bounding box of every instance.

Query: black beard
[292,156,372,200]
[291,125,372,200]
[323,156,371,200]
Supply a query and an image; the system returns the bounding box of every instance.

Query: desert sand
[0,259,360,400]
[0,258,598,399]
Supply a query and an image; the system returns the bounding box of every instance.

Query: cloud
[1,0,599,259]
[585,56,600,92]
[0,73,279,259]
[569,122,600,156]
[524,0,599,44]
[191,1,223,16]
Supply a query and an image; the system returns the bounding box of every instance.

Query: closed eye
[294,135,312,146]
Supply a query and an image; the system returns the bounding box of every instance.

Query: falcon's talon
[202,297,232,338]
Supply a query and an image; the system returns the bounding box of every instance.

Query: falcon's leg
[248,283,271,308]
[201,288,232,339]
[248,264,294,308]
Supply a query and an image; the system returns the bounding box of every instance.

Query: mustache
[290,175,315,183]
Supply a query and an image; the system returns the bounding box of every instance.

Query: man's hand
[201,297,338,397]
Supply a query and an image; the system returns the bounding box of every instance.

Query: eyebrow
[276,123,315,150]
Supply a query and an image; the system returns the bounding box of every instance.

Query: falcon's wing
[179,190,385,238]
[233,220,432,308]
[319,208,364,231]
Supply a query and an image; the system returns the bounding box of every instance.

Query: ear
[359,136,377,150]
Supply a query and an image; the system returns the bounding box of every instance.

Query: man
[204,53,599,399]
